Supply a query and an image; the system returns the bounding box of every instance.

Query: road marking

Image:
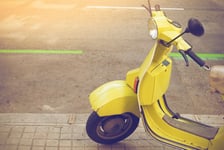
[85,6,184,11]
[0,49,83,54]
[0,50,222,61]
[170,52,224,60]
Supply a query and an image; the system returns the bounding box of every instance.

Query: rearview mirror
[185,18,204,36]
[166,18,205,45]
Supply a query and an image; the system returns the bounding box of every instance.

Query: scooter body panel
[89,80,140,117]
[141,102,211,150]
[208,126,224,150]
[138,57,172,106]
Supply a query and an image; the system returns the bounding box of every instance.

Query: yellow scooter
[86,1,224,149]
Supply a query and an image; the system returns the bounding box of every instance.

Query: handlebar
[185,49,205,67]
[178,49,210,70]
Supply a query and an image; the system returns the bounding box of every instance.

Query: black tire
[86,111,139,144]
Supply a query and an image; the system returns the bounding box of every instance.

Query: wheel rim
[96,114,133,140]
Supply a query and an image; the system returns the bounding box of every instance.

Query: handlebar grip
[185,49,205,67]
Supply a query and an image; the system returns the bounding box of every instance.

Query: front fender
[89,80,140,117]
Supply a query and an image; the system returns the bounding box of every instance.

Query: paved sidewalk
[0,113,224,150]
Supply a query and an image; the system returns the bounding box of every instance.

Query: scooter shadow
[97,142,125,149]
[97,140,182,150]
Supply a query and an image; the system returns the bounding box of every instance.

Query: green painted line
[0,49,83,54]
[0,50,222,60]
[169,52,224,60]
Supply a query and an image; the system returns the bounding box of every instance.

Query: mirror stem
[166,30,187,45]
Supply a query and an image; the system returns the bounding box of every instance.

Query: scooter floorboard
[163,115,219,139]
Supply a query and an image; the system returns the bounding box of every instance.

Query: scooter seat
[210,65,224,94]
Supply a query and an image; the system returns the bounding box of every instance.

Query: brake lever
[179,50,189,67]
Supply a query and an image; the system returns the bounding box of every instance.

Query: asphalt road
[0,0,223,114]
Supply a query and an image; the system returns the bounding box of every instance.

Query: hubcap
[97,114,132,140]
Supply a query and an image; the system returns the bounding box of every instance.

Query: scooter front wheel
[86,111,139,144]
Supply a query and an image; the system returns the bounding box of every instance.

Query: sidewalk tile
[49,127,61,133]
[34,132,48,139]
[60,140,72,147]
[60,133,72,139]
[18,145,31,150]
[48,132,60,139]
[32,146,45,150]
[111,143,125,149]
[0,137,7,145]
[9,131,23,138]
[46,140,59,147]
[98,144,112,150]
[22,132,34,138]
[36,126,49,132]
[61,127,72,133]
[4,145,18,150]
[19,138,32,146]
[0,132,9,144]
[33,139,46,146]
[24,126,36,133]
[46,147,58,150]
[72,140,85,147]
[72,147,86,150]
[84,147,98,150]
[81,140,97,147]
[73,125,85,133]
[11,126,24,132]
[0,126,11,132]
[59,147,71,150]
[6,137,20,145]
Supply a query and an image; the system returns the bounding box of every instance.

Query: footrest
[163,115,219,139]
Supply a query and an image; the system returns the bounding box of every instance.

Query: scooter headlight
[148,18,158,40]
